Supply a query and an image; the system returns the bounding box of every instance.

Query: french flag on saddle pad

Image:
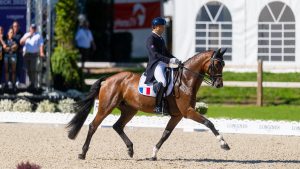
[139,86,151,96]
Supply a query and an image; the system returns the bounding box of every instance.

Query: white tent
[169,0,300,72]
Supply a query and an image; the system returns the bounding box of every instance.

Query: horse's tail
[67,76,106,140]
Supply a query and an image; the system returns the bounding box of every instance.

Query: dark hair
[13,20,19,25]
[7,27,14,35]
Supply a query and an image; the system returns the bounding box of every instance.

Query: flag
[139,87,143,94]
[146,87,150,95]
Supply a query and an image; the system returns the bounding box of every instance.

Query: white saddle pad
[138,69,174,97]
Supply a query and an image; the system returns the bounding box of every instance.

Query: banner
[114,1,161,30]
[114,0,162,58]
[0,0,26,34]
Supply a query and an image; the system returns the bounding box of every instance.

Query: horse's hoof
[221,144,230,150]
[151,157,157,161]
[146,157,157,161]
[78,154,86,160]
[127,147,134,158]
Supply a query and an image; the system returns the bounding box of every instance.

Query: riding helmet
[152,17,166,27]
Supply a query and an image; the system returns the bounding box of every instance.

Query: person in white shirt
[75,21,96,69]
[20,24,44,89]
[12,21,26,88]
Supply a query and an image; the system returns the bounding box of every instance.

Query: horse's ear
[220,48,227,56]
[214,48,221,58]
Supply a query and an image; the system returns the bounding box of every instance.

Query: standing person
[12,21,25,88]
[75,21,96,69]
[20,24,44,89]
[0,26,5,88]
[3,28,18,89]
[144,17,180,114]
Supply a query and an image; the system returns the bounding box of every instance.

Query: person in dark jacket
[3,28,18,89]
[12,21,25,88]
[0,26,5,88]
[145,17,180,114]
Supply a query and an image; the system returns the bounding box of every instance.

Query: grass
[111,108,155,116]
[223,72,300,82]
[110,105,300,121]
[197,86,300,105]
[206,105,300,121]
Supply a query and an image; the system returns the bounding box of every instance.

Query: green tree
[51,0,83,90]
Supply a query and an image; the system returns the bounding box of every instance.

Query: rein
[172,51,225,96]
[172,64,212,98]
[177,65,213,86]
[173,56,225,87]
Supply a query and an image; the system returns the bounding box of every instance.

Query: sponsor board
[114,1,161,30]
[0,0,26,33]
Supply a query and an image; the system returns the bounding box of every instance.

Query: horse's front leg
[185,107,230,150]
[151,115,182,161]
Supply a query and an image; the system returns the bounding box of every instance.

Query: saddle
[138,68,174,97]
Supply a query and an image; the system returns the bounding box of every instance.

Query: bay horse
[67,48,230,160]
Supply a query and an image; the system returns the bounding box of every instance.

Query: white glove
[170,58,180,64]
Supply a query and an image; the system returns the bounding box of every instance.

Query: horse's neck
[177,53,210,96]
[184,54,209,85]
[185,53,209,74]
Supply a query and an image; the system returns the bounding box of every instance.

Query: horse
[67,48,230,160]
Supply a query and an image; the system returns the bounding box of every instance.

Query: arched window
[258,1,295,61]
[195,1,232,60]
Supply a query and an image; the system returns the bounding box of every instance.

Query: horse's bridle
[207,57,225,85]
[175,55,225,86]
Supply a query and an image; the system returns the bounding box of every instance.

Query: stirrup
[153,104,169,115]
[153,106,163,114]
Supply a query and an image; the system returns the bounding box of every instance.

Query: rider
[145,17,180,114]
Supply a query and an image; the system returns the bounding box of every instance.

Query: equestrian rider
[145,17,180,114]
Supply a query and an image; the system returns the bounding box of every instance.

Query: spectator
[3,28,18,89]
[75,21,96,69]
[0,26,5,88]
[0,26,5,41]
[12,21,25,88]
[20,24,44,89]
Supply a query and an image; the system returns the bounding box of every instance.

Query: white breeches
[154,61,167,87]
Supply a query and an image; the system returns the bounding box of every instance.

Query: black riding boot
[154,82,165,114]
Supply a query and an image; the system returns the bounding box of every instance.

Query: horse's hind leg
[78,109,111,160]
[186,108,230,150]
[113,104,137,158]
[79,123,97,159]
[79,94,121,160]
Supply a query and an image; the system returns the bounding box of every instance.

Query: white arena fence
[1,111,300,136]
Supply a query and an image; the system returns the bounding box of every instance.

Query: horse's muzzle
[213,78,223,88]
[215,82,223,88]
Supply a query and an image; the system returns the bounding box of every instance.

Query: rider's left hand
[170,58,180,65]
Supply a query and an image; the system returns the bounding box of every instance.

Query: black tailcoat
[144,32,174,83]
